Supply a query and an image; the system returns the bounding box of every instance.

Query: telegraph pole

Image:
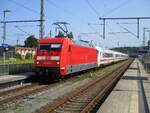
[137,18,140,39]
[143,28,146,46]
[103,19,105,39]
[143,27,150,46]
[39,0,45,39]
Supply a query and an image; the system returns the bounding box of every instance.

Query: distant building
[15,47,36,58]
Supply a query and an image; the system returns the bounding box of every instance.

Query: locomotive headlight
[37,56,46,60]
[60,67,65,71]
[56,62,60,64]
[36,61,40,64]
[50,56,60,60]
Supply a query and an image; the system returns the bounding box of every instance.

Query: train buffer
[97,59,150,113]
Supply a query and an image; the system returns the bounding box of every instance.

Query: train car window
[115,54,120,57]
[103,53,113,57]
[39,44,50,51]
[51,44,62,51]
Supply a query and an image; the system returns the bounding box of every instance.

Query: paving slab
[0,72,33,89]
[97,59,150,113]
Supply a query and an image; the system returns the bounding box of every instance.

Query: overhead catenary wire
[46,0,73,16]
[88,24,103,38]
[10,25,39,27]
[7,0,38,14]
[116,23,137,38]
[85,0,100,17]
[101,0,131,17]
[15,26,31,36]
[7,0,51,21]
[104,23,120,39]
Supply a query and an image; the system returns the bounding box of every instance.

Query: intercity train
[34,37,128,79]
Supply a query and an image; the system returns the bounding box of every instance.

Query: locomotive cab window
[39,43,62,51]
[51,44,62,51]
[39,44,50,51]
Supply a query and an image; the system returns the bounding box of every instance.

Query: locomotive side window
[39,44,50,51]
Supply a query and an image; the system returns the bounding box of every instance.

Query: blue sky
[0,0,150,48]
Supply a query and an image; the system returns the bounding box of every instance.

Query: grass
[70,60,127,84]
[0,59,34,64]
[9,105,24,111]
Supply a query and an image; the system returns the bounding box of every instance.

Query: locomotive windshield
[39,43,62,51]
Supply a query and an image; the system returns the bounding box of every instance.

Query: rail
[37,58,133,113]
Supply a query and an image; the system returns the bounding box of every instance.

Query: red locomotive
[34,37,97,79]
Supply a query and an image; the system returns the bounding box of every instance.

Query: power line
[46,0,73,16]
[88,23,103,26]
[80,32,100,35]
[7,0,38,14]
[116,23,137,38]
[109,32,129,34]
[105,23,121,42]
[7,0,50,21]
[99,17,150,20]
[12,25,39,27]
[116,22,137,25]
[88,24,103,38]
[15,26,31,36]
[102,0,131,17]
[85,0,100,16]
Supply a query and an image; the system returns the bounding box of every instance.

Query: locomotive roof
[39,37,94,48]
[39,37,69,43]
[95,46,128,56]
[72,40,93,48]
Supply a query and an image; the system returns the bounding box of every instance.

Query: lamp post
[3,9,11,44]
[2,9,11,63]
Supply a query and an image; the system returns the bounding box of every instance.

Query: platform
[0,72,33,89]
[97,59,150,113]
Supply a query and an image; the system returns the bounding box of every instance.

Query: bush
[14,53,22,60]
[25,53,33,59]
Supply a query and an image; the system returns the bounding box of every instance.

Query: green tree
[24,35,38,48]
[67,32,73,39]
[25,53,33,59]
[14,53,22,60]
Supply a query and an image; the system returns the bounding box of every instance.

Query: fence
[0,63,33,76]
[139,53,150,73]
[0,64,9,75]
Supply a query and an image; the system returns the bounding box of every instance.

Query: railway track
[36,59,133,113]
[0,59,132,112]
[0,78,73,107]
[0,68,96,108]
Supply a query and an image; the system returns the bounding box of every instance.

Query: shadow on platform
[122,76,148,80]
[128,67,138,70]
